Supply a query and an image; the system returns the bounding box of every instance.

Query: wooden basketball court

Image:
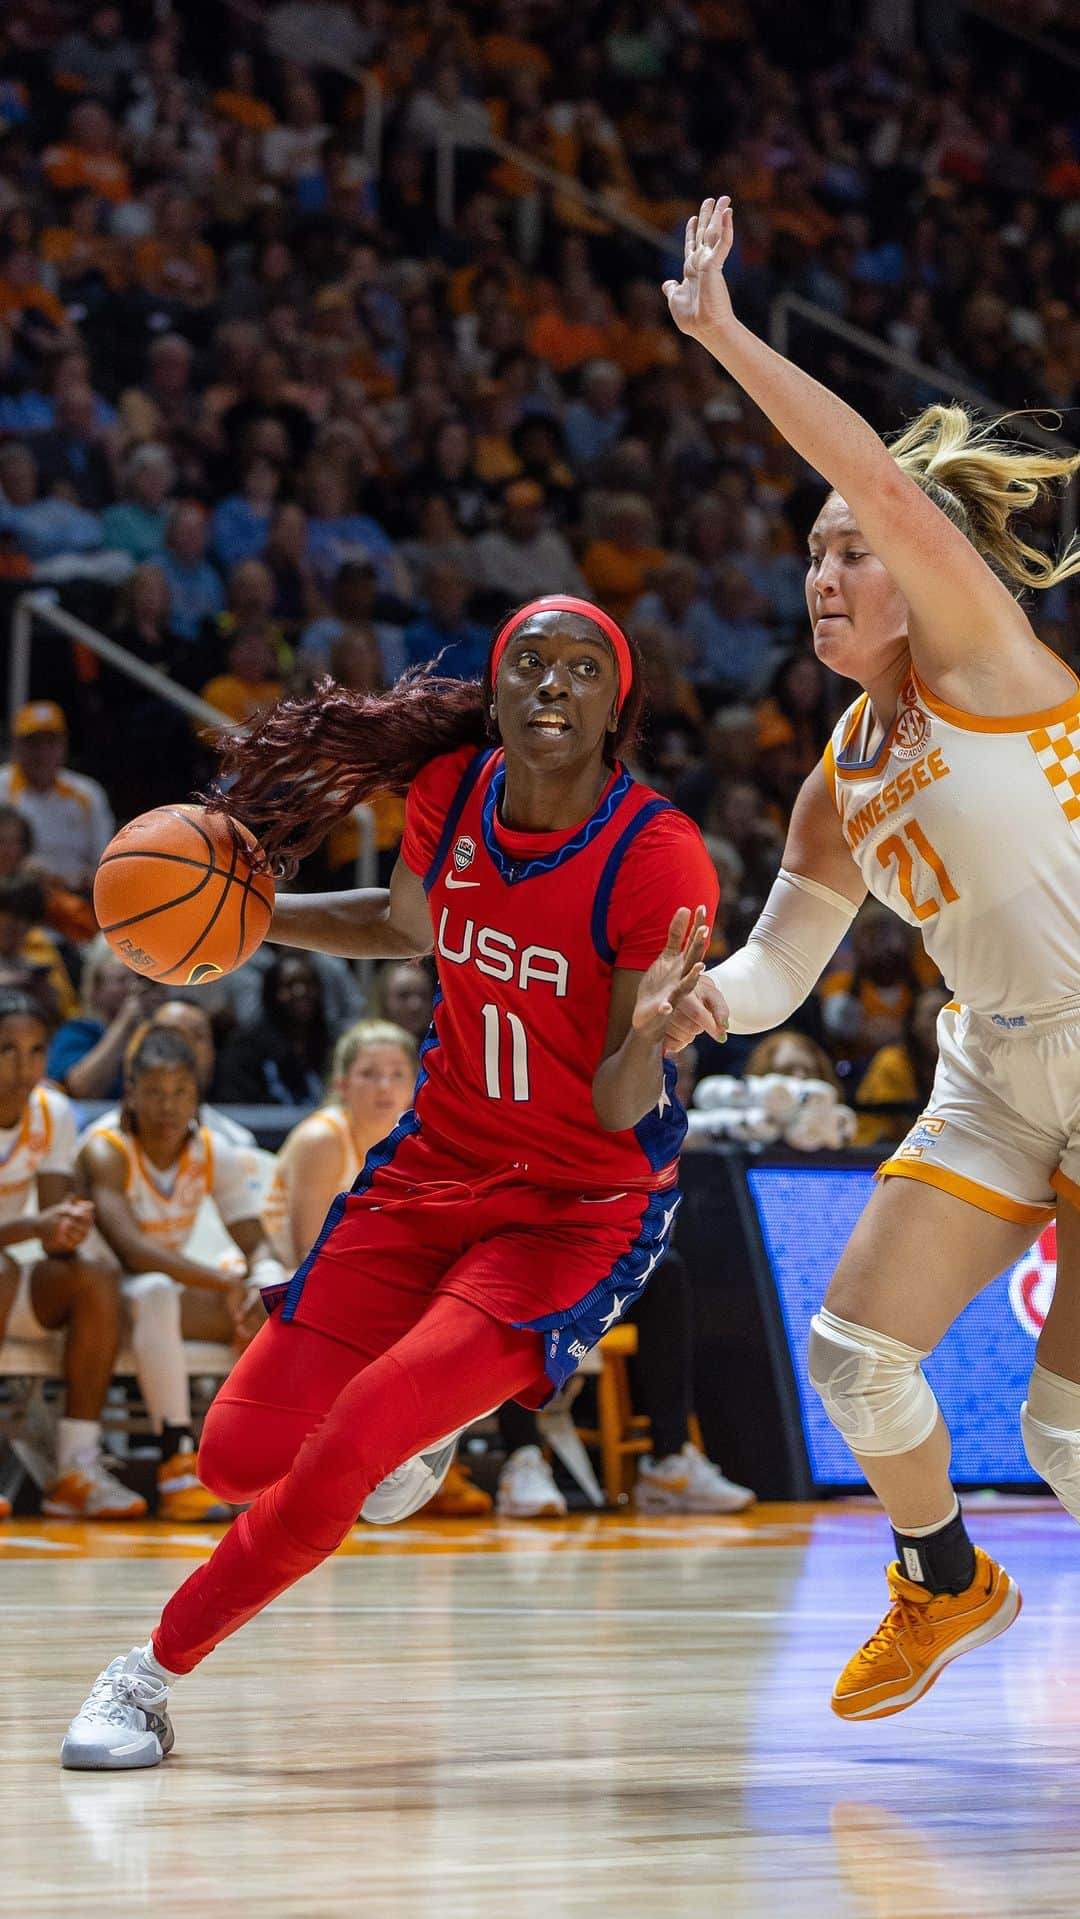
[0,1502,1073,1916]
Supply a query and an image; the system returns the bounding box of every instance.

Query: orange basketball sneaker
[424,1459,494,1517]
[831,1547,1021,1720]
[157,1441,233,1524]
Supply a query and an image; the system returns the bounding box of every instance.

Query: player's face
[128,1065,199,1148]
[0,1015,47,1122]
[493,614,619,770]
[340,1043,415,1130]
[805,494,909,683]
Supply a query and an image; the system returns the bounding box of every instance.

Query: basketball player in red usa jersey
[62,596,723,1769]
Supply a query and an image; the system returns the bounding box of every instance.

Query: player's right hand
[662,194,735,340]
[662,975,729,1053]
[39,1198,94,1254]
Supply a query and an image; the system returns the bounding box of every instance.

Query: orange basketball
[93,805,275,987]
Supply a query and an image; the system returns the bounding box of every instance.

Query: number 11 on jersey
[482,1003,530,1100]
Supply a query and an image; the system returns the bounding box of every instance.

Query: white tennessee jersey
[825,665,1080,1021]
[80,1121,265,1252]
[262,1106,363,1270]
[0,1084,77,1222]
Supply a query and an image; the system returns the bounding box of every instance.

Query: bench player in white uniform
[0,989,145,1518]
[262,1019,415,1271]
[664,194,1080,1719]
[77,1025,285,1524]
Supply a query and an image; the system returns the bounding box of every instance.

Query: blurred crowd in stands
[0,0,1077,1141]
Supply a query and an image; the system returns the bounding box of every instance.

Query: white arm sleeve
[708,869,859,1035]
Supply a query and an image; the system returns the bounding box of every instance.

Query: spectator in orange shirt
[134,192,217,313]
[581,494,667,621]
[200,627,284,729]
[607,278,681,380]
[0,243,69,334]
[211,51,276,133]
[526,271,610,374]
[42,101,131,205]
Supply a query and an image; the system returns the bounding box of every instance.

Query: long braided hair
[207,608,645,875]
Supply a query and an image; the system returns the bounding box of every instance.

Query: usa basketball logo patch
[892,681,931,762]
[452,835,476,872]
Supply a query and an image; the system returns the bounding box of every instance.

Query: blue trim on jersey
[836,719,895,776]
[481,760,635,886]
[515,1187,682,1396]
[589,795,672,963]
[422,748,495,896]
[281,992,444,1321]
[633,1054,686,1171]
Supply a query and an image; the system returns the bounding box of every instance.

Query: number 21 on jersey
[877,820,959,922]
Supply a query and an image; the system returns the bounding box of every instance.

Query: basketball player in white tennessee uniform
[663,193,1080,1719]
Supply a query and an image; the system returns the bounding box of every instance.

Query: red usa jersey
[400,746,719,1191]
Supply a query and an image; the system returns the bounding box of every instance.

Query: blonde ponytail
[888,404,1080,595]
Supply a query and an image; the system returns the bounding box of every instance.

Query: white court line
[0,1600,1074,1622]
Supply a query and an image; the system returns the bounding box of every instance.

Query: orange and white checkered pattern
[1029,720,1080,824]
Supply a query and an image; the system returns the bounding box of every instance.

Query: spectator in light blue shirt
[298,558,405,684]
[159,500,225,642]
[691,563,783,698]
[305,466,406,597]
[403,560,488,681]
[563,359,628,473]
[0,441,103,562]
[210,454,280,570]
[101,441,174,562]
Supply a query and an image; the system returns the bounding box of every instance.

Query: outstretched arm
[268,855,433,959]
[663,196,1035,685]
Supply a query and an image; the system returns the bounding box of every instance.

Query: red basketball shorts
[277,1125,681,1402]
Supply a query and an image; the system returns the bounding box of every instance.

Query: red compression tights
[153,1297,544,1673]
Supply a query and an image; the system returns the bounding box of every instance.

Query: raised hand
[632,905,712,1046]
[662,194,735,340]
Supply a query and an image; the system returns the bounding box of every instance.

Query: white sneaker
[61,1649,174,1770]
[496,1445,567,1519]
[634,1442,756,1514]
[361,1431,463,1525]
[43,1456,148,1520]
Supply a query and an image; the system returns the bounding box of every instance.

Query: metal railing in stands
[224,0,673,251]
[7,590,378,993]
[232,0,1077,529]
[769,291,1079,540]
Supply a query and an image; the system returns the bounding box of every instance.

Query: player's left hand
[662,194,735,340]
[631,906,711,1045]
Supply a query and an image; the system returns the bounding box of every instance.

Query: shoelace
[861,1589,935,1659]
[80,1666,166,1727]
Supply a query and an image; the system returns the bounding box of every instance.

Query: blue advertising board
[745,1164,1057,1488]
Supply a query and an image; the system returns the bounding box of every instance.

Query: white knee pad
[807,1308,939,1457]
[1021,1363,1080,1520]
[123,1271,188,1427]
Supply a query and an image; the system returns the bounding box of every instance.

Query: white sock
[899,1495,960,1538]
[137,1640,181,1686]
[57,1417,100,1474]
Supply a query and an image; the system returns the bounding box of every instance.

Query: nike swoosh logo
[444,874,481,889]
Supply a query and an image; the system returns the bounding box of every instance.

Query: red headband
[489,596,634,713]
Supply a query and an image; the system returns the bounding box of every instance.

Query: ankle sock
[57,1418,100,1474]
[892,1498,976,1594]
[160,1424,195,1462]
